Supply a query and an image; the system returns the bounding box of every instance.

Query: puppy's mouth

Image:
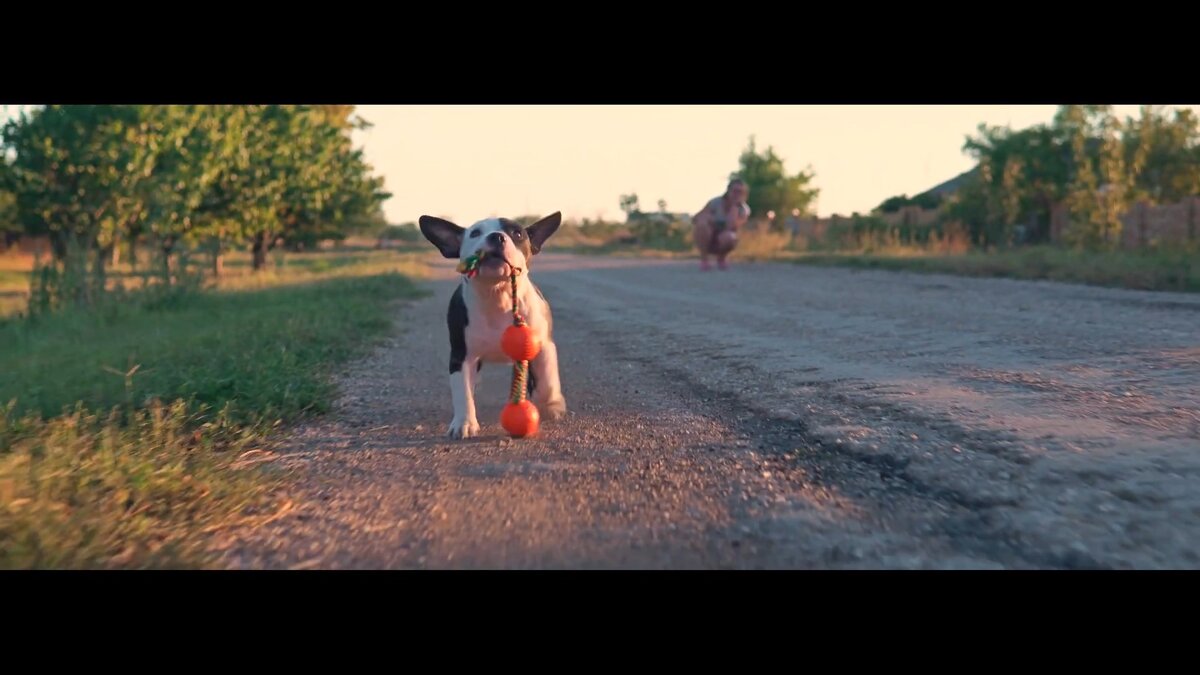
[475,256,519,278]
[459,246,526,280]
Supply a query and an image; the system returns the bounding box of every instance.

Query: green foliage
[0,157,16,244]
[341,203,390,239]
[953,104,1200,250]
[2,106,150,260]
[0,105,391,308]
[619,193,640,219]
[628,215,691,250]
[960,121,1072,245]
[817,213,956,252]
[378,222,421,243]
[941,173,999,246]
[876,192,944,213]
[733,136,819,228]
[1122,105,1200,204]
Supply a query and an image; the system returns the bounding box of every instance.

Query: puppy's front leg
[530,340,567,420]
[448,360,481,438]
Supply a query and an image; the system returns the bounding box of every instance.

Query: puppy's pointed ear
[526,211,562,255]
[419,216,466,259]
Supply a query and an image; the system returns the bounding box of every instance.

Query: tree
[1,104,391,297]
[158,105,388,272]
[2,105,173,301]
[962,121,1074,244]
[133,105,255,280]
[942,172,994,245]
[242,105,389,270]
[876,194,910,213]
[876,192,943,213]
[1122,105,1200,205]
[342,202,390,240]
[953,105,1169,248]
[0,157,17,249]
[619,193,640,219]
[278,104,390,257]
[3,106,125,261]
[733,136,819,228]
[1,105,246,284]
[1057,105,1139,248]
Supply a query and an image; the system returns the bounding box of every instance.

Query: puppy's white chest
[466,320,510,362]
[463,283,548,363]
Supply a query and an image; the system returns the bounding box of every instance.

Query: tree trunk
[161,241,176,286]
[212,238,224,278]
[252,232,269,272]
[50,232,68,261]
[1032,195,1054,243]
[96,245,111,297]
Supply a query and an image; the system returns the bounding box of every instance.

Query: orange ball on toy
[502,324,541,362]
[501,400,540,438]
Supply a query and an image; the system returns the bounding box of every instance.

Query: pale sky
[352,105,1198,224]
[5,105,1197,223]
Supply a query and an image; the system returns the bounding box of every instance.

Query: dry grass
[732,227,802,261]
[559,220,1197,293]
[0,401,282,569]
[789,246,1200,293]
[0,243,429,318]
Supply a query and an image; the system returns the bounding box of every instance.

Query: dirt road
[217,253,1200,569]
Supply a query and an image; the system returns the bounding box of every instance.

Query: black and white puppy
[418,212,567,438]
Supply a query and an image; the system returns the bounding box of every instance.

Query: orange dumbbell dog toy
[500,271,541,438]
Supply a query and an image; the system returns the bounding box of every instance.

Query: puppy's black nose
[487,232,506,247]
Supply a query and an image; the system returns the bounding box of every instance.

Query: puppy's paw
[538,395,568,421]
[447,417,481,439]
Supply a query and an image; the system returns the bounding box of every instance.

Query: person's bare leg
[714,229,736,270]
[693,222,713,271]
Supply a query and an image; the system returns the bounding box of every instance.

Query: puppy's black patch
[448,284,468,374]
[497,218,534,262]
[420,216,466,259]
[525,212,562,254]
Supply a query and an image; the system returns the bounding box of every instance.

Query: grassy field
[0,244,429,569]
[554,222,1200,293]
[784,246,1200,293]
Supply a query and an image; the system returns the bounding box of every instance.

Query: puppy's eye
[469,230,481,238]
[512,230,524,239]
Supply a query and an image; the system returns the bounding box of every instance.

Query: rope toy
[500,270,541,438]
[456,250,487,278]
[458,250,542,438]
